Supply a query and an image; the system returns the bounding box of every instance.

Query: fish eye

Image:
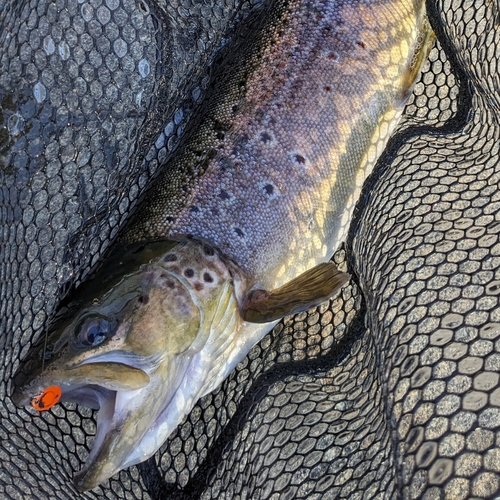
[76,316,112,347]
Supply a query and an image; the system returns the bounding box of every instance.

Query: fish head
[12,240,242,490]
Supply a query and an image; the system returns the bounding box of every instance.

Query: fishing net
[1,0,499,498]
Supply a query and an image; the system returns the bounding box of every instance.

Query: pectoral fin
[241,262,350,323]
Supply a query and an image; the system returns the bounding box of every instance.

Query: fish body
[126,0,430,292]
[13,0,431,490]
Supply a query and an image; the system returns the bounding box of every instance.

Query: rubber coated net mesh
[1,0,500,498]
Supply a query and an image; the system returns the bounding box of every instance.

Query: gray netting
[1,0,500,499]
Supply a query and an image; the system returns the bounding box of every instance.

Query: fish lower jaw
[72,388,122,491]
[50,382,132,491]
[72,364,193,489]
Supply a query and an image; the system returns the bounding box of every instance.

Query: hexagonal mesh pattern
[1,0,499,499]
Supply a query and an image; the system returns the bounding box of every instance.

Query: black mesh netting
[1,0,499,498]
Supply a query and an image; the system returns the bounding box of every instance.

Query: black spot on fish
[260,132,271,144]
[190,205,199,213]
[200,157,211,170]
[324,86,331,92]
[232,104,239,113]
[166,216,175,223]
[184,268,194,278]
[203,245,215,256]
[356,41,366,49]
[164,254,177,262]
[234,228,244,237]
[138,295,149,305]
[219,157,234,172]
[203,272,213,283]
[213,120,231,132]
[207,148,217,159]
[232,134,249,156]
[264,184,274,195]
[218,190,230,200]
[328,52,338,61]
[295,154,306,164]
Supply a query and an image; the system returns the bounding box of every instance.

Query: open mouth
[62,384,115,410]
[13,377,136,490]
[65,385,119,488]
[57,381,147,491]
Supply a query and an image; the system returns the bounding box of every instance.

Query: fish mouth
[69,385,121,491]
[61,384,119,485]
[60,383,114,411]
[12,364,150,491]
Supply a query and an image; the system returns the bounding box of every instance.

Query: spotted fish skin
[124,0,430,292]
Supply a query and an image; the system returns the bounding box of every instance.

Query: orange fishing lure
[31,386,62,411]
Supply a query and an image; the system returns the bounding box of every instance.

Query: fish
[12,0,432,491]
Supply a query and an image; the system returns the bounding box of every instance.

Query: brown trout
[13,0,432,490]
